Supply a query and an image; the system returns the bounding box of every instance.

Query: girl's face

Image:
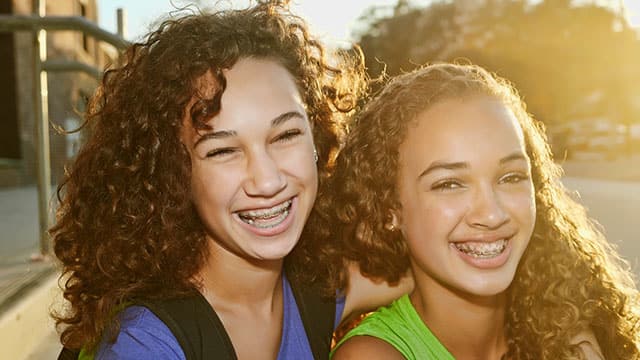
[181,58,318,263]
[394,96,536,298]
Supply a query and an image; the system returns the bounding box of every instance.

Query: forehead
[221,57,303,112]
[184,58,306,135]
[400,96,526,163]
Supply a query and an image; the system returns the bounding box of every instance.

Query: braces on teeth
[238,200,292,228]
[239,200,291,219]
[455,239,507,258]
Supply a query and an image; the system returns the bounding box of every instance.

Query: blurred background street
[562,160,640,271]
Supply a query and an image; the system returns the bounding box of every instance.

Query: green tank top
[332,294,455,360]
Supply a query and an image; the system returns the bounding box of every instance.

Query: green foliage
[355,0,640,127]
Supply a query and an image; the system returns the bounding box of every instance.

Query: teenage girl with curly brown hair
[326,63,640,359]
[51,2,410,359]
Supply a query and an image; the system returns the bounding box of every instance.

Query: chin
[460,271,517,298]
[466,284,510,298]
[256,238,300,261]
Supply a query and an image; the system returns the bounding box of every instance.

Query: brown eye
[500,173,530,184]
[431,180,463,191]
[274,129,302,143]
[206,148,236,158]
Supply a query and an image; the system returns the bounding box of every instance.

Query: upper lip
[450,231,515,243]
[234,196,295,213]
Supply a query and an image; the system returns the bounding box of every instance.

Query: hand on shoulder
[342,262,414,322]
[332,335,405,360]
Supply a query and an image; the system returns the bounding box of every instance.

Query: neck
[196,236,284,312]
[411,275,508,360]
[195,237,286,359]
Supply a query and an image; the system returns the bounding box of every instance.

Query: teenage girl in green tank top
[327,63,639,359]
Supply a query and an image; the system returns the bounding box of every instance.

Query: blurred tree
[354,0,640,129]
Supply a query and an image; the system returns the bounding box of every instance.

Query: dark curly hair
[51,0,366,351]
[321,63,640,358]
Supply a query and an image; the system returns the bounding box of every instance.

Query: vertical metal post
[33,0,51,255]
[116,8,127,39]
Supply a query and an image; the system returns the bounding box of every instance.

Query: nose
[244,150,286,197]
[466,184,510,230]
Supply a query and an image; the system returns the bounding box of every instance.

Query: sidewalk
[0,184,58,306]
[0,185,61,359]
[0,270,61,360]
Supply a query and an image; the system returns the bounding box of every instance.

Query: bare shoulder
[333,335,405,360]
[571,329,604,360]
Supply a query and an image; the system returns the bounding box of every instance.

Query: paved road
[562,177,640,273]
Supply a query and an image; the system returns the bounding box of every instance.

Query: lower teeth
[466,251,500,259]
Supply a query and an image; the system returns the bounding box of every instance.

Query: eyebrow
[417,151,528,179]
[271,111,305,127]
[193,111,305,148]
[499,152,529,165]
[417,161,468,180]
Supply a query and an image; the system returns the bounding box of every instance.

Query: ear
[384,210,401,232]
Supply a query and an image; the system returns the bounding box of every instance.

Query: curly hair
[51,0,366,351]
[321,63,640,358]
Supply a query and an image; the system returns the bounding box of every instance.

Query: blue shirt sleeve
[334,293,346,330]
[95,306,186,360]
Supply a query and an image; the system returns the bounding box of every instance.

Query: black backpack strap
[136,293,237,360]
[57,347,80,360]
[288,274,336,360]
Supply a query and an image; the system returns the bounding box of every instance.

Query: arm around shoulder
[342,262,414,322]
[332,335,405,360]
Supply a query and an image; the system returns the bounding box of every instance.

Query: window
[0,1,21,160]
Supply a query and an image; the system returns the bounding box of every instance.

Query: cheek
[277,147,318,183]
[503,188,536,227]
[400,195,464,240]
[189,170,214,212]
[189,162,238,210]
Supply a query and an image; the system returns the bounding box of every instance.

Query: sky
[97,0,413,42]
[98,0,640,42]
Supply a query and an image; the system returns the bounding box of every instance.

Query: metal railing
[0,1,130,255]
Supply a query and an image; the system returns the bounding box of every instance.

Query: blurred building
[0,0,116,187]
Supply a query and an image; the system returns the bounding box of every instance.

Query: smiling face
[394,96,536,298]
[181,58,318,263]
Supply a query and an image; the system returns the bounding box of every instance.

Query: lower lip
[450,239,512,269]
[234,197,297,237]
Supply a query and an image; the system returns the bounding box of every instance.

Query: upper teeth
[238,199,292,220]
[454,239,507,258]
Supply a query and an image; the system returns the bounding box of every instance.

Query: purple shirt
[96,274,345,359]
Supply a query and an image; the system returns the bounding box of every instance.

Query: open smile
[235,198,294,229]
[453,239,508,259]
[450,236,514,269]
